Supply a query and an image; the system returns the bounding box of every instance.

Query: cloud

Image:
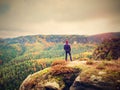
[0,2,10,15]
[0,17,119,38]
[0,0,120,22]
[0,0,120,38]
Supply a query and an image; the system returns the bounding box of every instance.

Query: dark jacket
[64,44,71,52]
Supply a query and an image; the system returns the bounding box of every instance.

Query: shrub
[51,65,79,75]
[51,60,67,66]
[93,38,120,60]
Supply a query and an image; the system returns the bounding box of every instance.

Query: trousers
[65,51,72,61]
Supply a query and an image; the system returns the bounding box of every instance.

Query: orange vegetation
[51,60,67,66]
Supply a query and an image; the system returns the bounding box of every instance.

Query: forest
[0,32,120,90]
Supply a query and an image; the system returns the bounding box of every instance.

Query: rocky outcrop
[19,60,120,90]
[70,64,120,90]
[19,61,80,90]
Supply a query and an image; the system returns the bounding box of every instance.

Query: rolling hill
[0,32,120,64]
[0,32,120,90]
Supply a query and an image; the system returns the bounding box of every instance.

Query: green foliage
[0,35,96,90]
[0,59,53,90]
[0,44,17,63]
[0,36,95,64]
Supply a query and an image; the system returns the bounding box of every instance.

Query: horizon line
[1,31,120,39]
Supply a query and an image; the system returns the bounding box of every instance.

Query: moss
[80,68,99,82]
[30,68,50,80]
[42,77,65,89]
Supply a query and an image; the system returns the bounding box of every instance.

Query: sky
[0,0,120,38]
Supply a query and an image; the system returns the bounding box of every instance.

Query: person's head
[65,40,68,45]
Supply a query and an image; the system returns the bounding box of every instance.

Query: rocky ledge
[19,60,120,90]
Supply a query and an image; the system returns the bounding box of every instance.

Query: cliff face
[20,60,120,90]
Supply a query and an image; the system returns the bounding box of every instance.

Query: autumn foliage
[51,60,79,75]
[51,60,67,66]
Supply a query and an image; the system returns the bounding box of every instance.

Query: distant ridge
[87,32,120,43]
[1,32,120,44]
[1,32,120,39]
[89,32,120,39]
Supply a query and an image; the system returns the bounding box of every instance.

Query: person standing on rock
[64,40,72,61]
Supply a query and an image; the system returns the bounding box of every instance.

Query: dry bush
[51,60,67,66]
[51,65,79,75]
[86,60,94,65]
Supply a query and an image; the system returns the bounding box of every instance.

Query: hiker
[64,40,72,61]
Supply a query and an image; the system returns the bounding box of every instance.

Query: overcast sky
[0,0,120,38]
